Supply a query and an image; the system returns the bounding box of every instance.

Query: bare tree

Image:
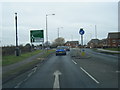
[53,37,65,46]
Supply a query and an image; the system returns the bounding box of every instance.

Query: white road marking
[28,66,37,77]
[23,77,29,82]
[14,66,38,88]
[14,81,23,88]
[53,70,62,89]
[72,60,77,64]
[80,67,100,84]
[116,71,120,73]
[28,72,33,77]
[32,66,37,73]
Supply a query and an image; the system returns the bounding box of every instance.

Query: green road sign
[30,30,44,42]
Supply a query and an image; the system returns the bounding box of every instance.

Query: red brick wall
[108,38,120,47]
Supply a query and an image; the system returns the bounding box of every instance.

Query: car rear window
[57,46,65,49]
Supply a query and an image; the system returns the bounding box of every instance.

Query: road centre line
[72,60,77,64]
[80,67,100,84]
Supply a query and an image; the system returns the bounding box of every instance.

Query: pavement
[97,48,120,53]
[2,48,118,88]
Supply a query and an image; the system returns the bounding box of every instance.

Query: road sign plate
[79,29,85,35]
[30,30,44,43]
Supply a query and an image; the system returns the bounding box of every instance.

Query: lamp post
[46,14,55,48]
[15,13,19,56]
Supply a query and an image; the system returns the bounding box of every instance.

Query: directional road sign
[30,30,44,43]
[79,28,85,35]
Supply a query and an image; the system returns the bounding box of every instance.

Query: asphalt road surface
[3,48,118,88]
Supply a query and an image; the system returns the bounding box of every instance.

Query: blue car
[56,46,66,56]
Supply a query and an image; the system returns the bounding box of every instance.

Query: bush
[2,44,34,56]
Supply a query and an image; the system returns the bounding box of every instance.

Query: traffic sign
[79,28,85,35]
[30,30,44,42]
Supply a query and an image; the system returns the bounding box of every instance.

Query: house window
[112,40,116,43]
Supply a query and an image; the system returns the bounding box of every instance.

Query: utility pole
[57,27,63,38]
[57,28,59,38]
[95,25,97,39]
[15,13,19,56]
[71,35,73,41]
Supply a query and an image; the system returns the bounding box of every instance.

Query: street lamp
[46,13,55,48]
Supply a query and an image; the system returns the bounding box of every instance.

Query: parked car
[56,46,66,56]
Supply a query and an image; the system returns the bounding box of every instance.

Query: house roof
[107,32,120,39]
[66,41,79,44]
[89,39,99,43]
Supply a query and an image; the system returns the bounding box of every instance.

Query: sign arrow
[53,70,62,89]
[79,28,85,35]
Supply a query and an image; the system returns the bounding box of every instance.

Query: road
[3,48,118,88]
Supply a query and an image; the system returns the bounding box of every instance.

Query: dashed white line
[14,81,23,88]
[14,66,38,88]
[72,60,77,64]
[28,72,33,77]
[80,67,100,84]
[116,71,120,73]
[32,66,37,73]
[23,77,29,82]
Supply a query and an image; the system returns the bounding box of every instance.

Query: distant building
[65,41,79,48]
[99,39,108,47]
[107,32,120,47]
[87,32,120,48]
[87,39,100,48]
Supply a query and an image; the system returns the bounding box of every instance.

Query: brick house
[107,32,120,47]
[87,39,100,48]
[65,41,79,48]
[99,39,108,47]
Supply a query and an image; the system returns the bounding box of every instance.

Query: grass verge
[92,48,120,54]
[3,49,55,83]
[104,48,120,51]
[2,50,42,66]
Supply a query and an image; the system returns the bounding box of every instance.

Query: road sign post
[79,28,85,56]
[79,28,85,46]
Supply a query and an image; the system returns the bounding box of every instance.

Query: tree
[53,37,65,46]
[44,41,51,47]
[25,43,31,47]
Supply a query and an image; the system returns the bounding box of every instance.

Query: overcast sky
[1,1,118,46]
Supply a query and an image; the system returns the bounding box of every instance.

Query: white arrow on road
[53,70,62,89]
